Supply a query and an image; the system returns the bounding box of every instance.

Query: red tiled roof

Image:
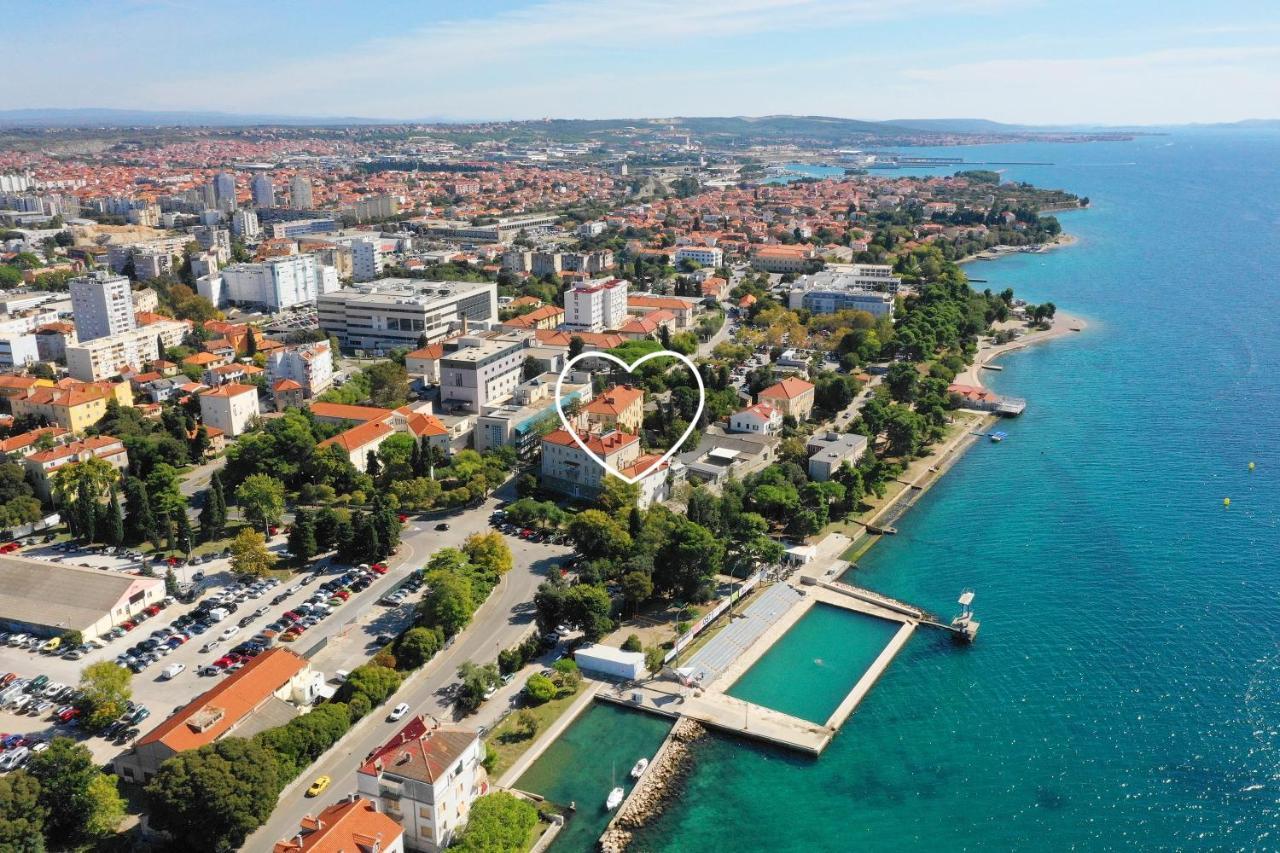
[543,427,637,456]
[319,419,395,453]
[0,427,69,454]
[272,797,403,853]
[357,715,476,784]
[199,383,257,399]
[759,377,814,400]
[584,385,643,417]
[27,435,125,465]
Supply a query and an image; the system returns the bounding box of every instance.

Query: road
[244,488,569,850]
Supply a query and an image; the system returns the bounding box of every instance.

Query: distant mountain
[0,108,405,127]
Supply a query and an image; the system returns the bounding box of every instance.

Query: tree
[339,664,402,707]
[235,474,285,534]
[0,770,45,851]
[621,570,654,614]
[287,509,317,563]
[452,792,538,853]
[655,518,724,600]
[524,673,556,705]
[26,738,123,846]
[462,531,512,576]
[455,662,500,714]
[886,361,919,403]
[516,708,539,739]
[103,485,124,547]
[566,584,614,640]
[314,508,341,551]
[145,738,282,852]
[598,475,641,513]
[364,360,410,409]
[122,476,157,545]
[568,335,585,360]
[75,663,131,732]
[568,509,632,561]
[533,579,569,634]
[622,634,643,652]
[644,645,666,674]
[419,571,475,636]
[229,528,276,578]
[393,626,442,669]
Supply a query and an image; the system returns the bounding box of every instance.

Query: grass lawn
[483,684,584,780]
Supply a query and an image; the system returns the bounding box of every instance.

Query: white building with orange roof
[24,435,129,501]
[729,402,783,435]
[319,418,397,473]
[264,340,333,398]
[198,383,260,436]
[540,427,668,507]
[757,376,816,422]
[626,294,697,328]
[583,384,644,434]
[273,796,404,853]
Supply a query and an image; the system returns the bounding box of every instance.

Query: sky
[6,0,1280,125]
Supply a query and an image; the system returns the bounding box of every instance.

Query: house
[757,377,815,422]
[198,383,260,437]
[274,796,405,853]
[540,428,667,508]
[617,309,676,340]
[626,294,697,328]
[10,379,133,432]
[272,379,306,412]
[677,427,778,484]
[265,341,334,398]
[355,717,485,852]
[582,385,645,434]
[24,435,129,501]
[0,427,70,458]
[750,244,815,274]
[0,374,52,406]
[947,383,1027,416]
[805,431,868,482]
[318,419,397,473]
[114,649,320,784]
[499,304,564,331]
[729,403,782,435]
[309,402,393,428]
[700,277,729,300]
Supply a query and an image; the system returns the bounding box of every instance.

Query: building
[474,370,591,457]
[0,334,38,370]
[271,218,340,240]
[541,428,668,507]
[318,280,498,354]
[355,717,485,852]
[806,431,868,481]
[758,377,816,422]
[498,304,563,332]
[351,238,384,282]
[213,172,237,211]
[674,245,724,269]
[564,278,628,332]
[289,176,313,210]
[10,380,133,432]
[786,266,898,318]
[574,644,646,680]
[65,320,189,381]
[274,796,405,853]
[729,402,782,435]
[69,272,135,342]
[677,428,778,484]
[24,435,129,501]
[272,379,305,411]
[0,427,70,458]
[231,208,261,240]
[437,333,530,414]
[947,382,1027,416]
[318,418,397,473]
[218,255,337,311]
[750,245,816,274]
[583,384,644,434]
[114,649,319,784]
[265,341,334,398]
[198,384,260,436]
[0,556,164,640]
[626,294,697,329]
[251,174,276,208]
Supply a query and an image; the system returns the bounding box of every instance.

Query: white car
[201,640,220,654]
[161,663,186,680]
[220,626,239,641]
[388,702,410,721]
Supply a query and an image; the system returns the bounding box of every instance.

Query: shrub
[621,634,642,653]
[524,674,556,705]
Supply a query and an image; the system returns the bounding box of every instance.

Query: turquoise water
[726,603,903,724]
[516,702,671,852]
[623,131,1280,851]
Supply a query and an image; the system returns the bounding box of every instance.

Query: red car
[144,604,161,616]
[0,542,20,554]
[212,655,233,669]
[282,611,300,622]
[371,563,388,575]
[397,513,409,523]
[334,590,350,601]
[57,707,80,723]
[120,621,136,631]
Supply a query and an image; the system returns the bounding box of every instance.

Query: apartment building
[264,341,333,398]
[583,384,645,434]
[251,174,276,208]
[474,371,591,457]
[564,278,628,332]
[10,380,133,432]
[750,245,816,274]
[355,717,484,853]
[0,335,38,371]
[218,255,337,311]
[289,176,313,210]
[351,238,384,282]
[318,279,497,353]
[273,797,404,853]
[786,265,901,318]
[231,208,260,240]
[69,272,135,342]
[806,431,869,482]
[674,245,724,268]
[65,320,188,381]
[25,435,129,501]
[198,384,260,437]
[757,377,816,422]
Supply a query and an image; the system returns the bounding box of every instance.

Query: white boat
[630,758,649,779]
[606,786,625,810]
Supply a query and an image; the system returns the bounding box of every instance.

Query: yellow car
[39,638,60,653]
[306,775,330,797]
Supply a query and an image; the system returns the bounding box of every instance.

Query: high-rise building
[212,172,236,212]
[231,208,260,240]
[218,255,337,310]
[289,175,313,209]
[69,271,136,342]
[251,174,275,208]
[350,237,383,282]
[565,278,628,332]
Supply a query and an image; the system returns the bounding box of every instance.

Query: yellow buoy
[1223,497,1231,507]
[1249,462,1256,471]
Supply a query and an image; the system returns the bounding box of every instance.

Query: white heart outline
[553,348,705,485]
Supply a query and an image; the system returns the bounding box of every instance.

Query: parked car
[160,663,185,680]
[388,702,410,722]
[306,775,330,797]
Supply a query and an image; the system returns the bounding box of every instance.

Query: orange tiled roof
[543,427,637,456]
[308,402,391,423]
[759,377,814,400]
[319,419,395,453]
[501,304,564,329]
[136,649,307,754]
[27,435,124,465]
[273,378,303,392]
[272,797,403,853]
[534,329,625,349]
[405,412,447,438]
[584,385,643,417]
[0,427,69,454]
[357,715,476,783]
[198,383,257,399]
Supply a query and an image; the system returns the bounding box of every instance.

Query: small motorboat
[606,786,625,810]
[630,758,649,779]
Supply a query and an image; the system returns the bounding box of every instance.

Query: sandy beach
[955,310,1088,390]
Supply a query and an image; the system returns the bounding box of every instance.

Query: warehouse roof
[0,557,163,632]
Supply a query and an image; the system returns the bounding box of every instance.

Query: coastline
[955,309,1088,391]
[957,232,1078,265]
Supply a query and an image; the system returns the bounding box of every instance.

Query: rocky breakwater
[599,718,707,852]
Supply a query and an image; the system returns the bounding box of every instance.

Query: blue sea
[538,130,1280,850]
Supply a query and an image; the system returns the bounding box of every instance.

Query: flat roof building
[317,279,497,354]
[0,556,164,640]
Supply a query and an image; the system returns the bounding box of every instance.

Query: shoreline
[955,309,1088,391]
[957,232,1077,265]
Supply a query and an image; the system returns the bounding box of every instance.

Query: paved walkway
[679,582,801,685]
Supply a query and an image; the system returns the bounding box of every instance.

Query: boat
[606,787,625,810]
[989,431,1008,443]
[630,758,649,778]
